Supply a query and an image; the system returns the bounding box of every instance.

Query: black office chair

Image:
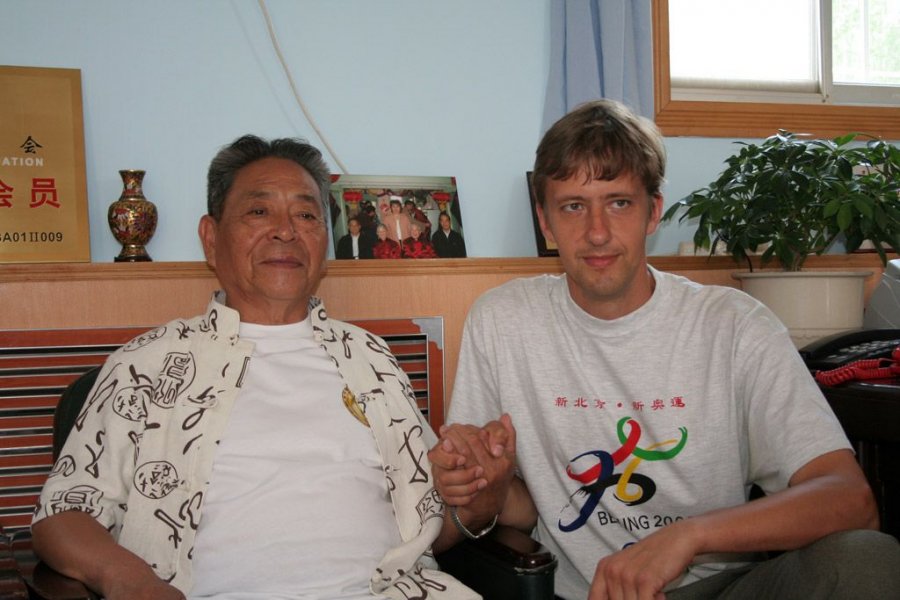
[16,367,557,600]
[52,365,102,461]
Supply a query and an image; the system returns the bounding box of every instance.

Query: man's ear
[646,194,664,236]
[198,215,217,269]
[536,202,557,246]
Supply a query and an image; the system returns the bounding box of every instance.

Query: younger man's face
[537,171,662,321]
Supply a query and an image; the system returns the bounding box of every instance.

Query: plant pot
[732,271,872,348]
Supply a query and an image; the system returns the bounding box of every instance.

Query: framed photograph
[329,175,466,260]
[0,66,90,263]
[526,171,558,257]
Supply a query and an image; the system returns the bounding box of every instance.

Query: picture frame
[0,66,90,263]
[329,174,466,260]
[526,171,558,257]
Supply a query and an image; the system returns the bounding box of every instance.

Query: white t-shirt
[189,319,401,599]
[449,270,851,600]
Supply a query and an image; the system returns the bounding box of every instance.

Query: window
[653,0,900,138]
[830,0,900,103]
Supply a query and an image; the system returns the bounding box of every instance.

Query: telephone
[799,328,900,372]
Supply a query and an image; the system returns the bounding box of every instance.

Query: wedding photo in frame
[526,171,558,257]
[329,175,466,260]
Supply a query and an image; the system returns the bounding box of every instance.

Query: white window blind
[668,0,900,106]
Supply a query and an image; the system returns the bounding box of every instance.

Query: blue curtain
[542,0,654,132]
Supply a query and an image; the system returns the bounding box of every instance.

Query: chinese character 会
[20,136,43,154]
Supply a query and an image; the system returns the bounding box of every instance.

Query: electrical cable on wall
[257,0,348,174]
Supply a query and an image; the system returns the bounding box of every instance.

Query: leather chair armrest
[436,524,557,600]
[22,561,99,600]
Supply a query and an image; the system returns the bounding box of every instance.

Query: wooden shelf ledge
[0,253,891,283]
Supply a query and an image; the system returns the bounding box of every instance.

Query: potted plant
[663,131,900,346]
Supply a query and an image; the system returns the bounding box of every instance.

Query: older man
[31,135,476,600]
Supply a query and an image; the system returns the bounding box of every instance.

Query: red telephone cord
[814,346,900,386]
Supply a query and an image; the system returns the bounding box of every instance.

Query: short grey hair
[206,134,331,220]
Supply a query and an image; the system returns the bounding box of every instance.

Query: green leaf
[833,132,858,146]
[822,199,841,217]
[837,204,853,231]
[661,202,683,222]
[853,196,874,218]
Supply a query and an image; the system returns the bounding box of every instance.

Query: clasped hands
[428,414,517,533]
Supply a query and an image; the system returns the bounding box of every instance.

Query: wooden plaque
[0,66,90,263]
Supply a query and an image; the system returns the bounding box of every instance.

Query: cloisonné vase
[107,169,157,262]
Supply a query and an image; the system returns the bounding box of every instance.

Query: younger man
[433,100,900,599]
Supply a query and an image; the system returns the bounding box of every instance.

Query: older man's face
[199,157,328,325]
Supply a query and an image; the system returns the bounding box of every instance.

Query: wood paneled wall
[0,255,887,415]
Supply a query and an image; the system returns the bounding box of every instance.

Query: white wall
[1,0,741,261]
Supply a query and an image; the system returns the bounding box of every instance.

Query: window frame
[652,0,900,139]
